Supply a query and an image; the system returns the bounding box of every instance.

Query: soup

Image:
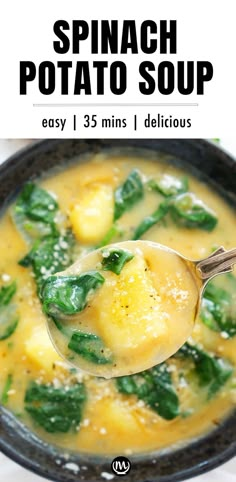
[0,153,235,455]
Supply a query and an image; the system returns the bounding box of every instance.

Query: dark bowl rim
[0,418,235,482]
[0,137,235,177]
[0,436,235,482]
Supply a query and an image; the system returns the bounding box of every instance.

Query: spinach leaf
[68,331,113,364]
[101,248,134,275]
[176,342,233,398]
[13,183,59,241]
[19,231,74,292]
[0,282,16,306]
[41,271,105,318]
[1,374,13,404]
[114,170,144,221]
[132,190,217,239]
[0,282,18,341]
[25,381,86,433]
[116,363,179,420]
[170,193,218,231]
[201,282,236,337]
[148,175,188,197]
[132,201,169,239]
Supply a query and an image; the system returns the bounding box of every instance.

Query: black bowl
[0,139,235,482]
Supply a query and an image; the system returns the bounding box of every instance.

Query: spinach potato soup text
[0,154,235,454]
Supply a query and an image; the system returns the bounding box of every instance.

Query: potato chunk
[25,325,62,373]
[70,184,114,244]
[95,398,141,433]
[95,255,167,354]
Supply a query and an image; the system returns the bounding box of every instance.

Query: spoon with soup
[40,241,236,378]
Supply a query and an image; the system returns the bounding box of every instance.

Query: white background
[0,0,235,137]
[0,138,235,480]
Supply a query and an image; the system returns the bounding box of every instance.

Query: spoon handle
[196,246,236,281]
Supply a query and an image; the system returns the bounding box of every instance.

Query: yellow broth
[0,153,235,455]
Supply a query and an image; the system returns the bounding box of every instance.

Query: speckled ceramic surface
[0,139,235,482]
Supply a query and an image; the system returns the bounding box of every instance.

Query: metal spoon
[42,242,236,378]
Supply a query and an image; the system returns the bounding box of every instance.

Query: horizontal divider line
[33,103,199,107]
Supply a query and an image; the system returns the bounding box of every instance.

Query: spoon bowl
[41,241,236,378]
